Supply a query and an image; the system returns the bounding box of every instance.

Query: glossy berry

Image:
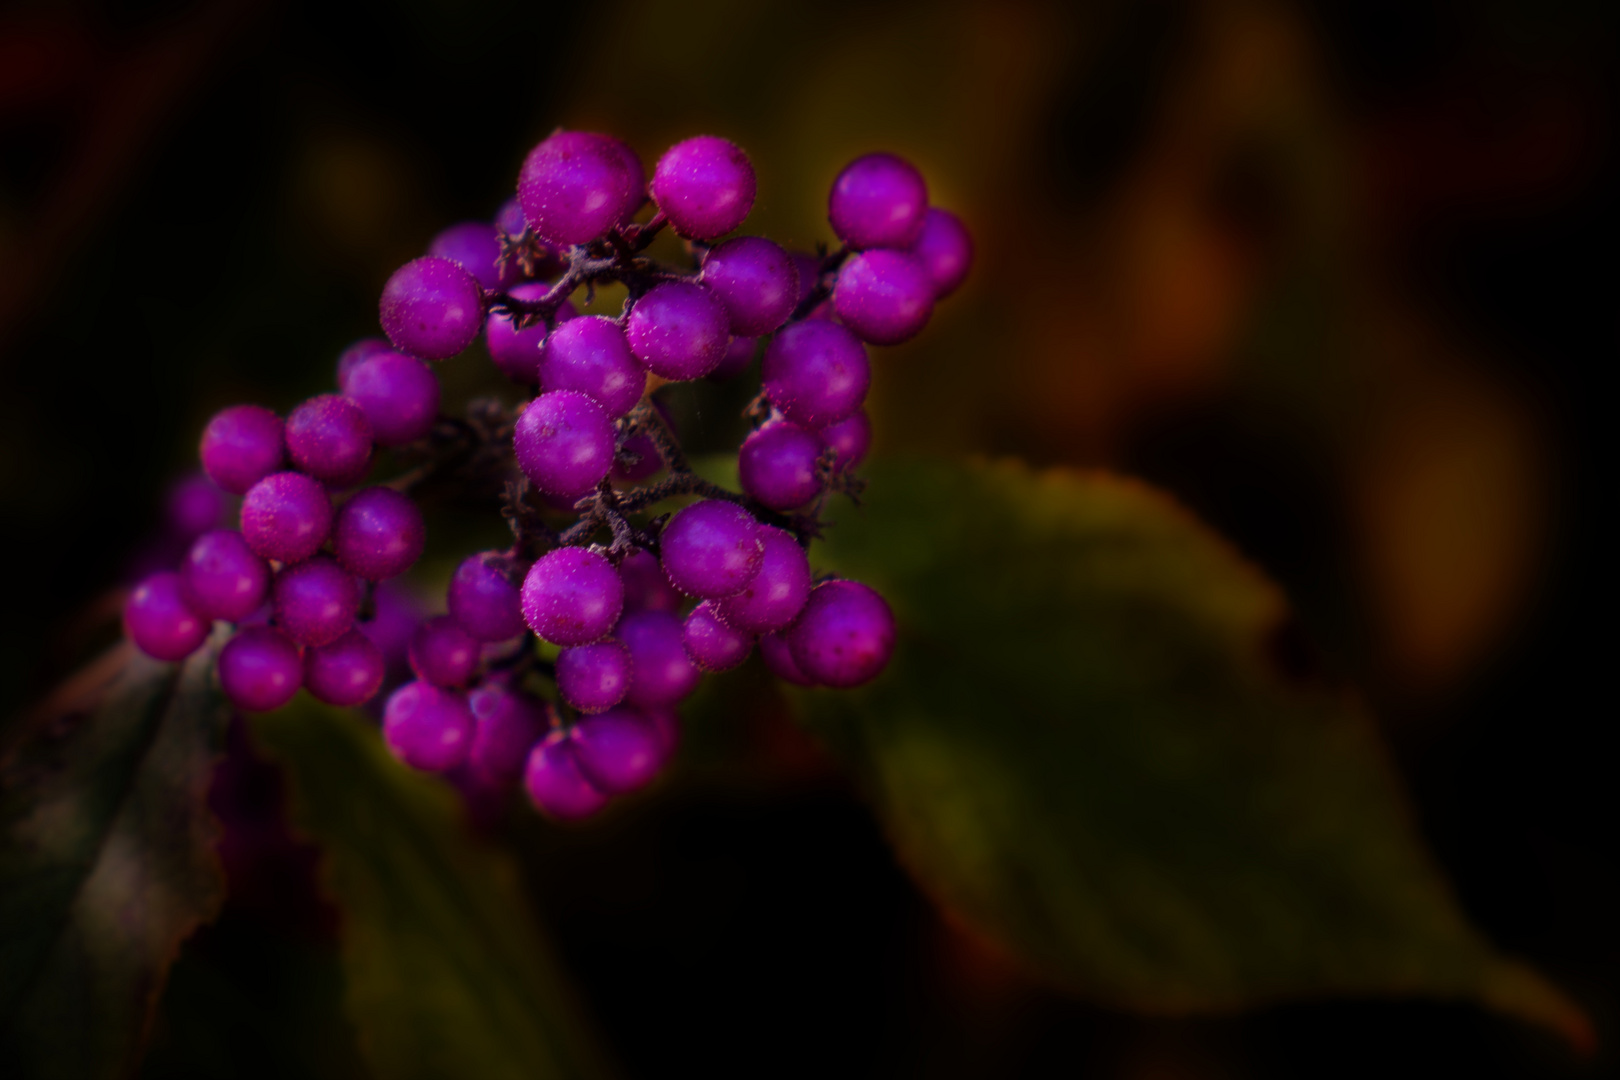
[200,405,284,495]
[125,571,210,661]
[618,610,701,708]
[682,601,753,672]
[524,731,607,819]
[828,153,928,249]
[383,681,473,772]
[518,131,645,246]
[379,255,485,360]
[447,554,524,642]
[833,249,935,346]
[659,499,763,599]
[716,525,812,633]
[788,580,895,688]
[408,615,480,687]
[240,472,332,563]
[285,394,373,487]
[571,708,667,793]
[651,136,756,240]
[273,557,361,647]
[303,629,385,707]
[521,547,623,646]
[331,487,424,581]
[538,315,646,417]
[818,408,872,472]
[513,389,616,498]
[738,421,824,511]
[909,207,973,298]
[759,630,815,686]
[181,530,269,622]
[556,638,632,714]
[486,284,577,384]
[624,281,729,381]
[166,474,225,538]
[611,430,663,483]
[700,237,798,336]
[344,351,440,446]
[468,683,550,783]
[761,320,870,428]
[618,549,682,613]
[218,626,303,711]
[709,336,757,381]
[428,221,515,291]
[335,337,390,393]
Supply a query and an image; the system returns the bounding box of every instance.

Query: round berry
[700,237,798,335]
[788,580,895,688]
[715,525,811,634]
[181,529,269,622]
[513,389,616,498]
[428,221,515,291]
[517,131,645,246]
[571,708,667,794]
[521,547,624,646]
[556,638,632,714]
[285,394,373,488]
[709,336,757,381]
[331,487,424,581]
[833,249,935,346]
[524,731,607,819]
[379,255,485,360]
[200,405,284,495]
[407,615,480,687]
[336,337,390,393]
[218,626,303,711]
[738,421,824,511]
[495,197,527,238]
[624,281,730,381]
[817,408,872,472]
[125,571,210,661]
[240,472,332,563]
[650,136,756,240]
[659,499,763,599]
[383,681,473,772]
[761,320,870,429]
[166,473,225,538]
[468,683,550,784]
[619,549,682,613]
[759,630,815,686]
[828,153,928,249]
[358,580,423,670]
[344,351,440,446]
[611,430,663,483]
[485,284,577,385]
[272,557,360,648]
[682,601,752,672]
[538,315,647,417]
[447,554,524,642]
[908,207,973,298]
[303,628,385,707]
[618,610,701,708]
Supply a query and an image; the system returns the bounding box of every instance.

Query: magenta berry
[447,554,524,642]
[468,684,550,784]
[304,629,385,707]
[125,571,210,661]
[715,525,811,634]
[407,615,480,687]
[709,336,758,381]
[659,499,763,599]
[166,473,225,538]
[218,626,303,711]
[486,284,577,385]
[383,681,474,772]
[332,486,425,581]
[611,430,663,483]
[788,580,896,688]
[828,152,929,249]
[345,351,440,446]
[336,337,390,393]
[624,281,730,381]
[181,530,270,622]
[521,547,624,646]
[651,135,756,240]
[571,708,667,794]
[513,389,617,498]
[273,556,361,648]
[761,320,870,428]
[428,221,515,291]
[285,394,373,488]
[759,630,815,686]
[240,472,332,564]
[495,197,527,238]
[379,255,485,360]
[524,731,608,819]
[518,131,645,246]
[833,249,935,346]
[557,638,632,714]
[738,421,824,511]
[200,405,284,495]
[700,237,798,335]
[538,315,647,417]
[618,610,701,708]
[909,207,973,298]
[818,409,872,472]
[619,549,682,613]
[683,601,753,672]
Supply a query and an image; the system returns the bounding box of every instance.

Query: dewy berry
[124,133,969,824]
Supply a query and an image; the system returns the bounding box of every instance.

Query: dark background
[1,0,1615,1076]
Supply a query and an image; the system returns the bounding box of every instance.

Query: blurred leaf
[796,456,1588,1044]
[1,632,232,1079]
[252,701,614,1080]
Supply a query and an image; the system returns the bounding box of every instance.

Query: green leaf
[252,700,615,1080]
[1,631,234,1079]
[796,456,1589,1044]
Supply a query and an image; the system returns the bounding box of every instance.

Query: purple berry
[383,681,473,772]
[379,255,485,360]
[495,197,527,238]
[715,525,811,633]
[738,421,824,511]
[618,610,701,708]
[336,337,391,392]
[447,554,524,642]
[199,405,284,495]
[218,626,303,711]
[358,580,423,671]
[303,628,385,707]
[571,708,667,793]
[611,430,663,483]
[659,499,763,599]
[556,638,632,714]
[125,571,210,661]
[513,389,616,498]
[789,251,822,304]
[428,221,516,291]
[285,394,373,488]
[273,556,360,647]
[828,153,928,249]
[524,731,608,819]
[699,237,798,335]
[407,615,480,687]
[166,473,225,538]
[485,283,577,384]
[468,683,550,784]
[521,547,624,646]
[759,630,815,686]
[517,131,645,246]
[833,249,935,346]
[650,136,756,240]
[682,601,753,672]
[181,529,269,622]
[331,487,425,581]
[624,281,730,381]
[240,472,332,563]
[909,207,973,298]
[817,408,872,472]
[708,336,757,381]
[761,320,870,428]
[619,549,682,613]
[344,351,440,446]
[788,580,895,688]
[538,315,647,417]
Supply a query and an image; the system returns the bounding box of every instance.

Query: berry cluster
[123,131,971,820]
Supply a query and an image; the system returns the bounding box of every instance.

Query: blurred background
[0,0,1614,1076]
